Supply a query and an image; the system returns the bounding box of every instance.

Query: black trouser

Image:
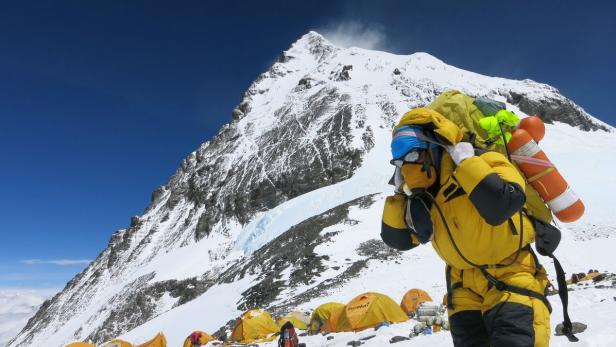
[450,302,535,347]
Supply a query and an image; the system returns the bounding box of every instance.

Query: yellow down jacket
[383,108,543,270]
[431,150,535,269]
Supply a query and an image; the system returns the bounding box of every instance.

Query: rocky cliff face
[9,31,610,347]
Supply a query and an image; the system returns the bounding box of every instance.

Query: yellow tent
[277,310,310,330]
[583,271,601,281]
[65,343,96,347]
[101,339,133,347]
[182,330,214,347]
[400,288,433,315]
[324,292,408,332]
[136,332,167,347]
[230,309,279,344]
[309,302,345,333]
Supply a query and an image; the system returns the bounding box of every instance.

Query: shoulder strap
[523,212,578,342]
[550,253,579,342]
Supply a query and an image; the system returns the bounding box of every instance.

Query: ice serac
[9,31,614,347]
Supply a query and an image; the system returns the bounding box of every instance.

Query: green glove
[479,110,519,144]
[495,109,519,127]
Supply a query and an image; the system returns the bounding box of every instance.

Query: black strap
[526,245,541,276]
[480,269,552,313]
[523,212,579,342]
[445,266,454,309]
[550,254,579,342]
[445,265,463,310]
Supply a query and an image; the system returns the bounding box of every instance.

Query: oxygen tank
[415,302,443,323]
[507,116,585,222]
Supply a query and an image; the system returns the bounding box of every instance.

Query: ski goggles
[391,126,429,159]
[390,148,427,168]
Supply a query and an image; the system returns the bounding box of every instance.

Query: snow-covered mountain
[9,32,616,347]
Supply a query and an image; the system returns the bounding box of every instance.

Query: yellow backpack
[426,90,552,223]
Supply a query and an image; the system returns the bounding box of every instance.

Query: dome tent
[230,309,279,344]
[324,292,408,332]
[309,302,345,333]
[182,330,214,347]
[136,332,166,347]
[101,339,133,347]
[400,288,433,315]
[276,310,310,330]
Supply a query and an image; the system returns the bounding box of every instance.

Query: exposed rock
[219,195,376,316]
[129,216,141,228]
[505,89,609,131]
[298,77,312,89]
[150,186,165,204]
[555,322,587,336]
[87,274,214,343]
[356,239,402,261]
[211,320,235,341]
[332,65,353,81]
[390,336,410,343]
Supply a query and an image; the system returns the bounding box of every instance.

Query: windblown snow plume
[320,22,387,50]
[8,32,615,347]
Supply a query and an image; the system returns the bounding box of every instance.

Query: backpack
[427,90,553,223]
[278,322,299,347]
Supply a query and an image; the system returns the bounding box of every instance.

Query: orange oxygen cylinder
[507,117,584,222]
[518,115,545,142]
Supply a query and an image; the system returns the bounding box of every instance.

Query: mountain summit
[9,32,615,347]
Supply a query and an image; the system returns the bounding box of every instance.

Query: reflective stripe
[404,196,415,230]
[511,154,555,168]
[394,167,404,191]
[392,130,420,140]
[527,167,555,183]
[512,139,541,157]
[547,187,579,213]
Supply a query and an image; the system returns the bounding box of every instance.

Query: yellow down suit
[382,108,551,347]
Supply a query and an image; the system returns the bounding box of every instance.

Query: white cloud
[320,21,386,50]
[19,259,91,266]
[0,288,57,347]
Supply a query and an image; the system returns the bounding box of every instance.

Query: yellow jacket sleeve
[381,194,420,250]
[453,151,526,225]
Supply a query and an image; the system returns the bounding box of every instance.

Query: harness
[429,188,577,342]
[409,124,578,342]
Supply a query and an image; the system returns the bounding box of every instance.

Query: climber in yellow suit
[382,107,551,347]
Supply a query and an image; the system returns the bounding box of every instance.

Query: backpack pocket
[528,214,561,256]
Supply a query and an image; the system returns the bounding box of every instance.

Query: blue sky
[1,0,614,289]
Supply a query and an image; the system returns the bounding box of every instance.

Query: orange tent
[101,339,133,347]
[309,302,345,333]
[182,331,214,347]
[230,309,279,344]
[400,288,432,315]
[324,292,408,332]
[136,332,167,347]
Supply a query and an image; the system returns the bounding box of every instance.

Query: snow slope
[9,31,616,347]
